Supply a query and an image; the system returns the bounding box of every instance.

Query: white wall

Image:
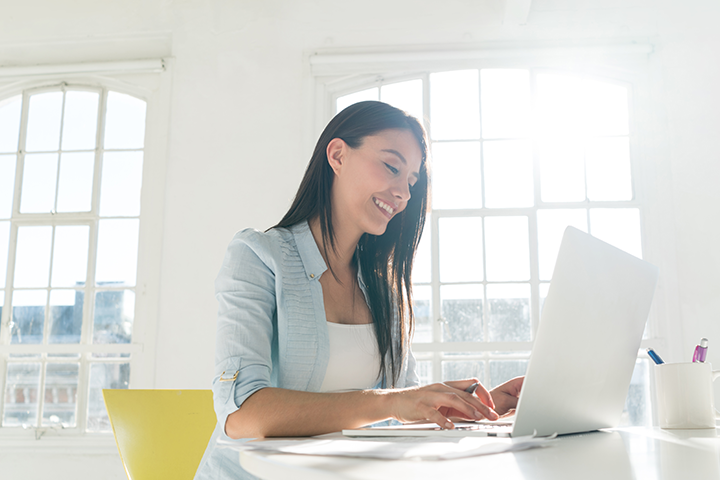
[2,0,720,477]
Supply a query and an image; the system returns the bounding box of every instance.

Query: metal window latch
[219,370,239,382]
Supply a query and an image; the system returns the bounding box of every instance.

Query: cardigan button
[310,274,315,278]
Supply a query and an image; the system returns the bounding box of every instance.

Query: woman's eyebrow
[382,149,407,164]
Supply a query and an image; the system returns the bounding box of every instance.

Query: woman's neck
[308,217,360,273]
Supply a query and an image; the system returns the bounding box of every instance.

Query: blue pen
[647,348,664,365]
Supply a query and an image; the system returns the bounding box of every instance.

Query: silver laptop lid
[512,227,659,437]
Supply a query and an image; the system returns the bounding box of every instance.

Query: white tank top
[319,322,381,392]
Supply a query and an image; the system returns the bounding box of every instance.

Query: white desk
[240,427,720,480]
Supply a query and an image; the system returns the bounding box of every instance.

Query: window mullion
[12,91,30,219]
[0,224,18,345]
[430,212,441,382]
[36,359,47,429]
[75,355,89,432]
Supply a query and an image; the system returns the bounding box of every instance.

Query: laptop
[344,227,659,438]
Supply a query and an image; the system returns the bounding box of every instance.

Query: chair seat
[103,389,216,480]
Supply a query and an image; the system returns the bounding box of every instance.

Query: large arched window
[0,84,147,433]
[333,66,650,426]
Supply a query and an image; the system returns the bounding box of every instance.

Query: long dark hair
[274,101,430,387]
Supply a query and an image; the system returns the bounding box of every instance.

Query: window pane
[0,155,17,218]
[14,226,53,288]
[380,79,423,122]
[538,139,586,203]
[431,141,482,209]
[0,291,3,325]
[48,290,84,344]
[0,221,9,289]
[96,219,140,287]
[584,79,629,137]
[589,208,642,258]
[539,283,551,317]
[93,290,135,346]
[11,290,47,345]
[489,358,528,389]
[412,285,432,343]
[484,216,529,281]
[61,91,99,151]
[430,70,480,140]
[537,209,588,280]
[439,217,483,282]
[336,88,379,113]
[56,152,94,212]
[441,284,483,342]
[0,95,22,153]
[413,224,431,284]
[586,137,633,201]
[20,153,58,213]
[487,284,531,342]
[619,359,652,427]
[42,363,80,427]
[535,74,585,138]
[51,225,89,287]
[87,363,130,432]
[2,363,41,427]
[483,140,533,208]
[104,92,147,150]
[415,360,433,386]
[25,92,63,152]
[442,358,485,383]
[481,69,530,139]
[99,151,143,217]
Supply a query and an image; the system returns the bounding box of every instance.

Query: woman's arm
[225,379,499,439]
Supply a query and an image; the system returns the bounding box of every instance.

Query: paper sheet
[219,432,555,460]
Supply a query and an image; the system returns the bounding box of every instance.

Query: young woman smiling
[195,101,523,480]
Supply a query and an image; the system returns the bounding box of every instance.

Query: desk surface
[240,427,720,480]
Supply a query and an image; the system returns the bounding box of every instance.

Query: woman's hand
[387,379,498,429]
[489,376,524,417]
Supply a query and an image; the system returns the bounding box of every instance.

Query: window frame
[0,60,171,443]
[310,45,675,398]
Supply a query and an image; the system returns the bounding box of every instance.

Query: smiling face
[326,128,423,241]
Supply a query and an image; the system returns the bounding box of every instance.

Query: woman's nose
[392,179,411,202]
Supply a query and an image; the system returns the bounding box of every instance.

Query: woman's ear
[326,138,346,175]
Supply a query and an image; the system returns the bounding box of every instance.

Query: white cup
[654,362,720,429]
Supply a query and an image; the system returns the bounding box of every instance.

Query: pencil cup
[654,362,720,429]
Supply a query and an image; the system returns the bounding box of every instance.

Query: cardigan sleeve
[211,229,277,437]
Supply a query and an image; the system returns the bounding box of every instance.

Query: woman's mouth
[373,197,395,218]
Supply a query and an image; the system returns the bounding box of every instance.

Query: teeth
[374,198,394,215]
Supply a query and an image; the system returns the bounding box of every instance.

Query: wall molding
[0,59,165,79]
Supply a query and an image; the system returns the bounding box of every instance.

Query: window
[0,85,147,433]
[334,67,651,426]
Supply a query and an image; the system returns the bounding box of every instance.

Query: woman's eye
[385,163,399,175]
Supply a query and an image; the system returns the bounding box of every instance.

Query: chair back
[103,389,216,480]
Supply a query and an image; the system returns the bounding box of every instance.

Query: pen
[692,338,708,363]
[647,348,664,365]
[465,382,479,394]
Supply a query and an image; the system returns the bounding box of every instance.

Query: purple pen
[692,338,708,363]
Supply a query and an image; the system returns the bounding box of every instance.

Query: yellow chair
[103,389,217,480]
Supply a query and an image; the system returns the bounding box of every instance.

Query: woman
[195,101,523,479]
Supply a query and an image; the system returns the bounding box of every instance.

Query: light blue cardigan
[195,221,418,480]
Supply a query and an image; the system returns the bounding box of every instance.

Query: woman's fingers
[440,380,498,420]
[390,384,499,428]
[425,407,454,430]
[470,381,496,411]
